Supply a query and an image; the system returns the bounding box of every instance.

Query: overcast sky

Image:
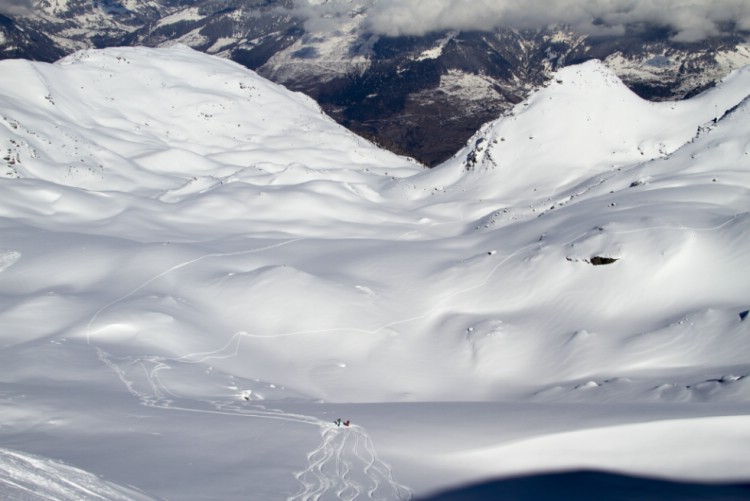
[0,0,32,16]
[3,0,748,43]
[296,0,750,42]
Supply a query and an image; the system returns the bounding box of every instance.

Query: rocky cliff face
[265,26,750,165]
[3,0,749,165]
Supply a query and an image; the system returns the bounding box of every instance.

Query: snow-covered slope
[1,44,416,188]
[412,60,750,203]
[6,1,750,167]
[0,46,749,500]
[0,448,154,501]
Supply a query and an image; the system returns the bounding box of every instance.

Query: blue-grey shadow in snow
[419,470,750,501]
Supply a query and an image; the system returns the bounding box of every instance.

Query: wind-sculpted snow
[0,46,749,500]
[417,60,750,204]
[0,448,155,501]
[0,44,418,192]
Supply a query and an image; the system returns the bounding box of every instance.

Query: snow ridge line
[84,238,305,345]
[169,237,543,367]
[173,211,745,367]
[83,210,746,383]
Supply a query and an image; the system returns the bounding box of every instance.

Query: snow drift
[0,45,749,500]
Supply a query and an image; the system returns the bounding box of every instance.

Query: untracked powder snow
[0,45,749,500]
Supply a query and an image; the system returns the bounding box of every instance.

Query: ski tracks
[289,424,412,501]
[93,350,412,501]
[83,238,413,500]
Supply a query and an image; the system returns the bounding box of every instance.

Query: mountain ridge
[3,0,750,164]
[0,44,749,501]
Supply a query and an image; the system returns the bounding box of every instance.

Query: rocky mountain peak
[2,1,749,165]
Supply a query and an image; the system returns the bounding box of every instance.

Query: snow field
[0,45,749,499]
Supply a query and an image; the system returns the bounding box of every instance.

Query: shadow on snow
[418,470,750,501]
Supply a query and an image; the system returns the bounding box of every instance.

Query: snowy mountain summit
[4,0,750,166]
[2,44,416,189]
[1,46,750,500]
[432,60,750,201]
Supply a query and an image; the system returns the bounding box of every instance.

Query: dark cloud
[0,0,33,16]
[293,0,750,42]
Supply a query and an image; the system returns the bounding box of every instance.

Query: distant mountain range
[2,44,750,499]
[3,0,749,165]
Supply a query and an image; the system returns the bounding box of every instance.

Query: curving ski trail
[289,424,412,501]
[80,210,745,498]
[80,216,746,499]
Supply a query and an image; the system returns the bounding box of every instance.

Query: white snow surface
[154,8,206,29]
[1,45,749,500]
[0,447,153,500]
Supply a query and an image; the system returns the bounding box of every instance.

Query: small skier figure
[344,420,350,427]
[335,418,343,427]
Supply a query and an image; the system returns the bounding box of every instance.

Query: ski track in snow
[90,350,414,501]
[171,211,745,364]
[0,448,150,501]
[289,425,412,501]
[83,238,412,501]
[84,238,305,345]
[91,347,413,500]
[81,211,744,500]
